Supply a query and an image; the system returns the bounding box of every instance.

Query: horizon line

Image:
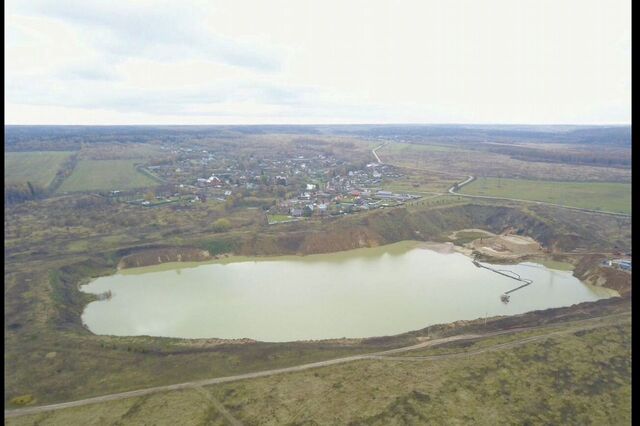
[3,122,631,127]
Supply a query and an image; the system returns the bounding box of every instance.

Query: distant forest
[4,124,631,151]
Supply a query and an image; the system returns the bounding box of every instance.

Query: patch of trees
[486,146,631,168]
[302,206,313,217]
[200,239,235,255]
[212,218,231,232]
[4,182,45,204]
[5,154,78,205]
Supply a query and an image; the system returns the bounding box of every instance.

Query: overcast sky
[5,0,631,125]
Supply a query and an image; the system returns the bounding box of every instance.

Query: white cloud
[4,0,631,124]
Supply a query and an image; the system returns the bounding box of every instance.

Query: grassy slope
[213,320,630,425]
[57,160,159,193]
[461,178,631,214]
[4,152,73,187]
[8,317,630,425]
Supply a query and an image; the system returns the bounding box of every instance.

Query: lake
[80,242,618,342]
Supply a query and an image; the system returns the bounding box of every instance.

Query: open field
[378,143,631,183]
[4,152,73,187]
[267,214,291,222]
[380,168,458,194]
[205,316,632,425]
[7,314,630,425]
[202,318,631,425]
[461,178,631,214]
[382,142,461,154]
[57,160,160,193]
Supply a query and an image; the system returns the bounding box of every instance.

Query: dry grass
[7,319,630,425]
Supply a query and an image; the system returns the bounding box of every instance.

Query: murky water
[80,242,618,342]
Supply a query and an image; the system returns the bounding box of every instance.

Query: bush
[201,239,234,255]
[212,218,232,232]
[10,394,35,406]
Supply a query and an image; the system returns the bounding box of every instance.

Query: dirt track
[5,312,630,419]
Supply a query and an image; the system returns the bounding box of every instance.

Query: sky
[4,0,631,125]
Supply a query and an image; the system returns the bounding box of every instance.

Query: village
[107,142,421,220]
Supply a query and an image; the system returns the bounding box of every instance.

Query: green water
[81,242,617,342]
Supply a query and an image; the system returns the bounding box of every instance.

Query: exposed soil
[415,241,458,254]
[117,247,212,269]
[468,232,545,260]
[573,254,632,297]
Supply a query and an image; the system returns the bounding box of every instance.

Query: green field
[383,142,459,153]
[57,160,159,193]
[4,151,73,187]
[267,214,294,223]
[461,178,631,214]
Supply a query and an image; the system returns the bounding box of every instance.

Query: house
[208,176,222,185]
[290,208,304,217]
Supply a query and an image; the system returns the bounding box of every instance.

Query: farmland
[378,141,631,183]
[460,178,631,214]
[4,151,73,187]
[57,159,160,193]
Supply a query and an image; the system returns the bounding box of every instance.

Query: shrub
[212,218,232,232]
[10,395,35,406]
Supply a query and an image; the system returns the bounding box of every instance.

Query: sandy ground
[416,241,458,254]
[468,233,544,260]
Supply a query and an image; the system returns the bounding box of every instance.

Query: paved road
[5,313,630,419]
[448,175,475,193]
[371,143,386,164]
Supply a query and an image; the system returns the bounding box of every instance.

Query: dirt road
[5,312,630,419]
